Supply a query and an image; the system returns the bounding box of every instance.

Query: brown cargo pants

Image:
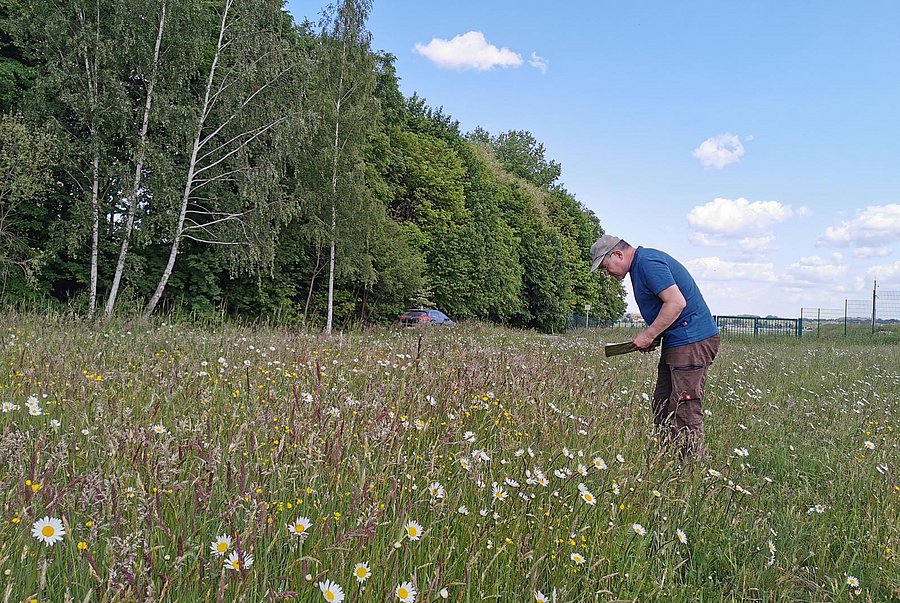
[652,334,720,460]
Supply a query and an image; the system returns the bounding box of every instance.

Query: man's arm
[633,284,686,349]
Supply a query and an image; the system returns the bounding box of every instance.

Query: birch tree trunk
[105,0,166,316]
[142,0,229,320]
[78,1,101,318]
[142,0,295,319]
[325,94,342,335]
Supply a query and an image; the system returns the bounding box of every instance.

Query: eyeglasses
[598,251,617,275]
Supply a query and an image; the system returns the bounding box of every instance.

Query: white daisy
[224,550,253,571]
[210,534,232,556]
[463,431,476,443]
[580,489,596,506]
[428,482,445,499]
[570,552,585,565]
[592,457,607,470]
[395,580,417,602]
[632,523,646,536]
[288,516,312,539]
[353,562,371,583]
[676,529,687,544]
[31,516,66,546]
[845,575,859,588]
[534,591,548,603]
[151,424,167,434]
[318,579,345,602]
[404,520,423,541]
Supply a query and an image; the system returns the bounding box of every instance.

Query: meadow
[0,313,896,602]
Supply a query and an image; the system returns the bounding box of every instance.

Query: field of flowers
[0,312,897,602]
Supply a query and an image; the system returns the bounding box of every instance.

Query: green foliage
[0,113,56,290]
[0,0,625,332]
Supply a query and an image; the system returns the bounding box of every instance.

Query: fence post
[817,308,821,338]
[753,317,759,337]
[844,299,848,337]
[872,280,877,335]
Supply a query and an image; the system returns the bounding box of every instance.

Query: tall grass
[0,313,896,602]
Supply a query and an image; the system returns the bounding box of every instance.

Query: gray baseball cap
[589,234,621,272]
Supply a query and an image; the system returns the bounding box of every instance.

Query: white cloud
[853,245,892,259]
[817,204,900,249]
[683,256,778,283]
[413,31,523,71]
[687,197,795,235]
[867,260,900,285]
[783,255,847,285]
[688,232,728,247]
[692,133,745,169]
[738,235,776,255]
[528,52,548,73]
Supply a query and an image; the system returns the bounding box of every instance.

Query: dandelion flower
[676,529,687,544]
[31,516,65,546]
[570,552,586,565]
[224,551,253,571]
[534,591,548,603]
[846,575,859,588]
[632,523,646,536]
[404,520,423,541]
[210,534,232,556]
[353,562,371,583]
[318,579,345,602]
[288,516,312,539]
[396,581,417,602]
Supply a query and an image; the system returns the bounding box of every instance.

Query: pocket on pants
[669,364,706,425]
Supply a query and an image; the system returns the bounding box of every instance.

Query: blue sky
[287,1,900,318]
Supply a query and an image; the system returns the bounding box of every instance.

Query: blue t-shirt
[629,247,718,348]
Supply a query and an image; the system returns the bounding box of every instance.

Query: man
[590,234,720,459]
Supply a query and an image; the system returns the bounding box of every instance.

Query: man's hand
[633,330,659,352]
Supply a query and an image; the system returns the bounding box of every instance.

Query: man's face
[598,250,627,281]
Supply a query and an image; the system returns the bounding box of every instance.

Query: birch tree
[141,0,305,318]
[104,0,166,316]
[305,0,377,334]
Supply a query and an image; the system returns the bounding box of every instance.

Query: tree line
[0,0,625,332]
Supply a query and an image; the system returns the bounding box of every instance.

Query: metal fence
[715,315,801,338]
[802,286,900,337]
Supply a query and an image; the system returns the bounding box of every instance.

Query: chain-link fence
[802,287,900,337]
